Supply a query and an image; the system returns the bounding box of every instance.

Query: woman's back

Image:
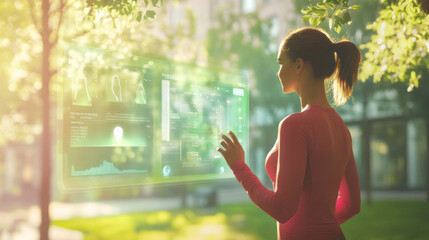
[264,105,360,239]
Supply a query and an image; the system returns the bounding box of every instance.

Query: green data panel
[59,44,249,189]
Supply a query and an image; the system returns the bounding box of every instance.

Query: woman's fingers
[220,133,234,147]
[217,147,226,154]
[228,131,239,144]
[217,148,227,160]
[220,141,229,150]
[228,131,243,151]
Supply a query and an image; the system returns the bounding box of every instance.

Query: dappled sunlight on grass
[54,204,274,240]
[53,201,429,239]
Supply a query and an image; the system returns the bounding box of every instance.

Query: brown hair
[280,27,361,106]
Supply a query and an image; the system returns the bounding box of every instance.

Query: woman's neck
[297,79,331,111]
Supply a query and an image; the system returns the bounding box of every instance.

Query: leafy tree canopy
[359,0,428,90]
[85,0,162,22]
[301,0,361,33]
[301,0,429,91]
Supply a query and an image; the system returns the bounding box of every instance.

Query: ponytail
[332,40,361,105]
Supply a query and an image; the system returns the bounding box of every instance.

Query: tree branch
[51,0,67,45]
[68,28,92,40]
[27,0,42,35]
[109,11,117,29]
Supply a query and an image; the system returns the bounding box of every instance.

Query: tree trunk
[40,0,51,239]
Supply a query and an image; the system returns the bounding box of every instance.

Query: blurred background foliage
[1,0,428,147]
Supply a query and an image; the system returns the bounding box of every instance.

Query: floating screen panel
[59,44,249,189]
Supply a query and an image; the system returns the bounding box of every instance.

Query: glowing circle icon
[114,126,123,140]
[163,165,172,176]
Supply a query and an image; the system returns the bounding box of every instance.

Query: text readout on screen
[59,44,249,188]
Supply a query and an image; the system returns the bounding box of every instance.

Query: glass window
[366,83,408,119]
[407,118,427,189]
[242,0,256,13]
[347,125,365,189]
[370,121,407,189]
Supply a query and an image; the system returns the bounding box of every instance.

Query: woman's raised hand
[217,131,245,167]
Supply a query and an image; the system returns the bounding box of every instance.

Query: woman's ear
[295,58,304,74]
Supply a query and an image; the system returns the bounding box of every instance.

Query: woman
[217,27,361,240]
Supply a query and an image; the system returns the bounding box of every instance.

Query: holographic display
[59,44,248,188]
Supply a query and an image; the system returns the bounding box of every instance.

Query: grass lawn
[53,200,429,240]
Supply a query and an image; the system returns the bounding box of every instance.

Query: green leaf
[315,3,327,10]
[349,5,360,10]
[309,16,318,26]
[302,15,311,23]
[314,9,326,15]
[301,8,311,14]
[335,9,347,17]
[144,0,149,6]
[409,71,418,87]
[334,25,341,33]
[334,16,343,24]
[311,16,323,26]
[151,0,159,7]
[343,11,351,23]
[145,10,156,19]
[136,10,143,22]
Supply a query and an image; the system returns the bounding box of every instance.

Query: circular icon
[220,166,225,174]
[163,165,172,176]
[114,126,123,140]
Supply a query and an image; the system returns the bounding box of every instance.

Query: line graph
[71,160,148,176]
[111,74,123,102]
[73,64,92,106]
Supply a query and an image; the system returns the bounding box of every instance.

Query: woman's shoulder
[277,111,314,148]
[278,111,311,130]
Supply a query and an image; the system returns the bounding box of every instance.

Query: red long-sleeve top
[230,105,361,240]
